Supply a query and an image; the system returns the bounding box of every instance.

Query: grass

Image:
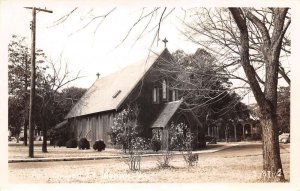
[8,143,290,183]
[8,141,122,159]
[9,154,290,183]
[8,141,227,159]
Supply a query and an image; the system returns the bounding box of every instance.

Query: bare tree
[35,55,81,152]
[228,8,290,181]
[178,7,290,181]
[182,8,290,87]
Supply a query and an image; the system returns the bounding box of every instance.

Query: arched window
[172,89,178,101]
[162,79,167,100]
[153,87,157,103]
[153,86,159,104]
[172,89,176,101]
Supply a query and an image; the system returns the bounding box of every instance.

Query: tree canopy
[171,49,250,129]
[8,35,84,152]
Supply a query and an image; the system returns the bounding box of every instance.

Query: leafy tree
[8,35,47,145]
[8,96,24,142]
[8,35,82,153]
[55,87,87,122]
[172,49,250,138]
[47,87,86,144]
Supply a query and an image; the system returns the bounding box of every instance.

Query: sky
[0,1,293,105]
[2,4,201,87]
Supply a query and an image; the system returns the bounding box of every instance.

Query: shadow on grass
[203,144,225,150]
[125,165,187,174]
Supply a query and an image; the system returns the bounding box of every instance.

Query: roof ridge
[65,48,169,119]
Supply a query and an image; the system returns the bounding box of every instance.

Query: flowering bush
[130,137,149,154]
[110,107,138,153]
[168,122,198,167]
[169,122,192,151]
[126,137,149,171]
[110,105,152,171]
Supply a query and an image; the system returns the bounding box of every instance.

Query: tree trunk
[234,124,237,141]
[23,118,28,146]
[229,7,289,182]
[225,126,228,142]
[42,119,48,153]
[260,112,284,181]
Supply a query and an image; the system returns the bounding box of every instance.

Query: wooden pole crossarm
[24,7,53,13]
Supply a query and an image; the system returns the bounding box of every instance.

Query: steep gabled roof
[66,48,168,119]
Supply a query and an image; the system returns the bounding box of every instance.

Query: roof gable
[66,48,170,118]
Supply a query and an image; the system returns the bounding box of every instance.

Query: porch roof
[151,99,183,128]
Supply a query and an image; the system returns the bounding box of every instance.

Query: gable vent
[112,90,122,98]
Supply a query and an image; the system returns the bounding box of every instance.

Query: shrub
[183,151,199,167]
[48,127,70,146]
[93,140,106,151]
[151,137,161,152]
[66,138,78,148]
[54,138,66,147]
[125,137,149,171]
[78,138,90,150]
[157,150,173,169]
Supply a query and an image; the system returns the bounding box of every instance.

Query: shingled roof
[66,48,168,119]
[151,99,183,128]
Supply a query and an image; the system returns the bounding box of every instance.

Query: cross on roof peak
[162,37,168,47]
[96,72,100,79]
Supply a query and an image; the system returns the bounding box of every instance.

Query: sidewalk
[8,142,239,163]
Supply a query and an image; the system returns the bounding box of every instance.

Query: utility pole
[23,54,29,146]
[24,7,52,158]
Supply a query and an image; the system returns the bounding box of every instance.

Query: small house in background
[65,48,205,150]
